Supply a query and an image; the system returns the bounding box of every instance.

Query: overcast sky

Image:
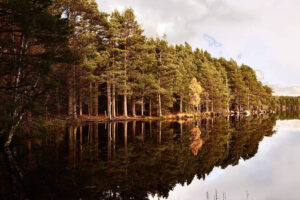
[97,0,300,96]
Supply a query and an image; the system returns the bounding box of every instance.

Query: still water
[1,115,300,200]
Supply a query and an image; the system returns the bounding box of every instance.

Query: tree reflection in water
[189,126,203,156]
[0,115,277,199]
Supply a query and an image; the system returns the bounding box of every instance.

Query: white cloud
[272,85,300,96]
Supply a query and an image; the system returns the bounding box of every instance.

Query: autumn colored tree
[188,78,202,111]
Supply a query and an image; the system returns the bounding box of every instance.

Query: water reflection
[277,111,300,120]
[189,126,203,156]
[164,119,300,200]
[0,116,278,199]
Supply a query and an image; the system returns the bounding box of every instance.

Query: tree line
[0,0,277,145]
[52,1,276,119]
[275,96,300,112]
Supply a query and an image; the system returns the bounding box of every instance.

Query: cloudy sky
[97,0,300,96]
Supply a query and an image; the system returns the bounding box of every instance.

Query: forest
[0,0,278,146]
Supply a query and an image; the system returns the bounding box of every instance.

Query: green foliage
[0,2,278,125]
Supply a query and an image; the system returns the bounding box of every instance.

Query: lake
[1,114,300,200]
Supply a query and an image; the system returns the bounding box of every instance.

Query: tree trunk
[180,122,183,137]
[158,121,162,144]
[68,126,74,156]
[108,123,111,160]
[4,113,24,149]
[4,144,25,200]
[141,96,144,116]
[112,84,116,118]
[141,122,145,143]
[79,126,83,161]
[180,96,183,113]
[158,94,162,117]
[89,82,93,116]
[112,122,116,159]
[94,82,98,116]
[72,104,77,118]
[73,99,77,119]
[72,66,77,118]
[132,99,136,117]
[124,122,128,152]
[123,95,128,118]
[79,101,82,117]
[68,85,73,117]
[107,81,112,120]
[73,127,77,166]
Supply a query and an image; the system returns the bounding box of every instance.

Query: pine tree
[112,8,146,118]
[54,0,107,118]
[223,59,248,111]
[102,10,123,119]
[240,65,260,110]
[154,38,178,116]
[174,43,196,113]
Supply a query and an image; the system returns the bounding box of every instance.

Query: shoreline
[67,112,218,123]
[64,111,274,125]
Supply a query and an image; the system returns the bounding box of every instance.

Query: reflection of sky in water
[151,120,300,200]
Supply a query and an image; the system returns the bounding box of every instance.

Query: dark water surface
[1,115,300,200]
